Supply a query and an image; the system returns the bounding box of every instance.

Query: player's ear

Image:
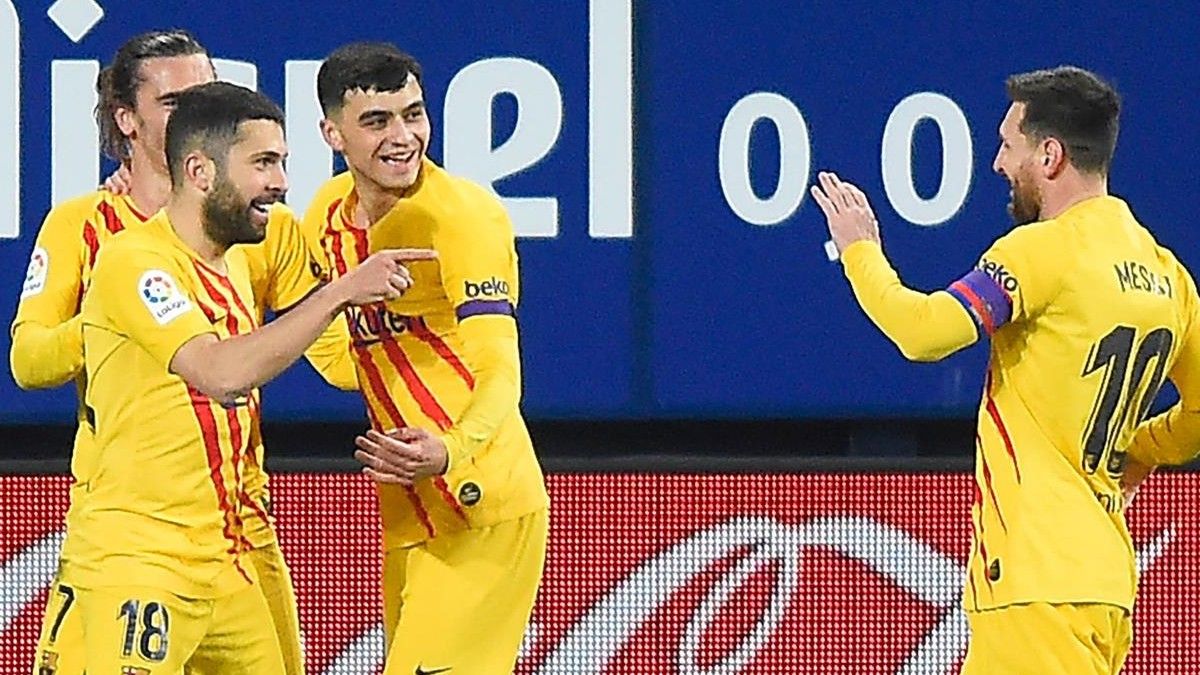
[182,151,215,192]
[1042,138,1067,177]
[320,118,345,154]
[114,105,137,139]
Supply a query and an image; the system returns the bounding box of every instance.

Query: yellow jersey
[302,161,548,549]
[70,212,267,597]
[11,189,351,566]
[842,195,1198,612]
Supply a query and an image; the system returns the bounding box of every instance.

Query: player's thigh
[31,579,84,675]
[383,509,548,675]
[963,602,1128,675]
[76,585,208,674]
[381,545,411,652]
[187,583,285,675]
[243,543,306,675]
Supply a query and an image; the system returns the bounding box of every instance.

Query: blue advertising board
[1,0,1197,422]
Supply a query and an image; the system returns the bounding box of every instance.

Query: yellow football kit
[14,192,344,675]
[841,196,1199,672]
[303,161,549,674]
[67,211,285,672]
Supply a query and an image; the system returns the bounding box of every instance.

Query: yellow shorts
[31,580,81,675]
[242,543,305,675]
[75,582,285,674]
[32,543,302,675]
[962,602,1132,674]
[381,508,548,675]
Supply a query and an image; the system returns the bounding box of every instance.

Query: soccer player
[300,43,549,674]
[66,80,428,673]
[11,31,355,675]
[810,66,1190,673]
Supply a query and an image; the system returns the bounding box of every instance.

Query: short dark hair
[96,29,212,162]
[317,42,423,115]
[1005,66,1121,175]
[165,82,285,187]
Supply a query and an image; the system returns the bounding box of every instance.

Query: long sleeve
[10,315,84,389]
[441,315,521,469]
[10,198,90,390]
[841,241,979,362]
[302,316,358,391]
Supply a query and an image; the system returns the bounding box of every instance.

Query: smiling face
[201,119,288,247]
[321,74,431,193]
[992,102,1044,226]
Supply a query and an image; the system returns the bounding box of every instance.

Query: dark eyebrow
[402,100,426,114]
[357,108,392,124]
[251,150,285,161]
[158,92,180,105]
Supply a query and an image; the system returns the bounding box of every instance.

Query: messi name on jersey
[1114,260,1173,297]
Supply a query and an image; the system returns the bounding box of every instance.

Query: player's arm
[437,204,523,471]
[173,250,429,405]
[812,172,976,361]
[813,172,1055,361]
[261,205,358,390]
[300,317,358,390]
[93,242,425,406]
[840,243,980,361]
[9,200,90,389]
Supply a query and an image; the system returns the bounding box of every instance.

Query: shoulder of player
[37,190,107,234]
[301,171,355,233]
[987,219,1061,257]
[422,165,512,236]
[92,218,180,269]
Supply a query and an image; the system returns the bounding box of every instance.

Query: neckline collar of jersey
[331,157,439,234]
[149,210,233,277]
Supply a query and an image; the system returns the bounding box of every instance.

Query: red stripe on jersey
[978,539,992,588]
[977,439,1008,533]
[379,335,454,430]
[124,198,151,222]
[326,199,349,276]
[192,262,240,334]
[212,274,257,329]
[329,230,349,277]
[984,372,1023,483]
[349,220,370,262]
[411,319,476,389]
[193,268,265,532]
[82,221,100,270]
[188,387,252,584]
[355,342,409,430]
[375,334,469,521]
[240,395,272,527]
[326,198,343,228]
[968,482,984,604]
[951,280,996,336]
[432,477,468,522]
[353,343,437,539]
[97,201,125,234]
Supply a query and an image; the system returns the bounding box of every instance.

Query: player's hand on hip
[354,427,449,486]
[1120,457,1154,510]
[810,171,881,254]
[338,248,438,305]
[102,162,133,195]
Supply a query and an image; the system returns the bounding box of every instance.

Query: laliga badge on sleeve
[138,270,193,325]
[21,246,49,298]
